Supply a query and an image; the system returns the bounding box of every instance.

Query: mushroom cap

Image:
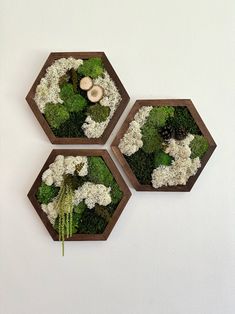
[87,85,104,103]
[79,76,93,91]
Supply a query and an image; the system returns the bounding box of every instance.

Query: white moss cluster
[151,134,201,188]
[74,182,112,209]
[41,198,58,225]
[34,57,83,113]
[82,71,122,138]
[42,155,88,187]
[118,106,153,156]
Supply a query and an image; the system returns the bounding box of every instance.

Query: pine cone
[175,127,187,140]
[159,125,174,141]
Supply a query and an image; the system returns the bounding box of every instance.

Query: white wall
[1,1,235,313]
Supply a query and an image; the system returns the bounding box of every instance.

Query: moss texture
[154,150,173,167]
[77,208,107,234]
[167,106,201,135]
[78,57,104,78]
[88,156,123,205]
[125,149,155,185]
[36,183,59,204]
[190,135,209,159]
[44,103,70,129]
[60,83,87,113]
[88,103,110,122]
[141,107,174,153]
[52,111,86,137]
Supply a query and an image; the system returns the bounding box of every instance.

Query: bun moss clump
[125,149,155,185]
[190,135,209,159]
[36,182,59,204]
[60,83,87,113]
[88,156,123,205]
[78,57,104,78]
[44,103,70,129]
[88,103,111,123]
[141,106,175,153]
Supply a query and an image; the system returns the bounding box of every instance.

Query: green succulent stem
[55,175,75,256]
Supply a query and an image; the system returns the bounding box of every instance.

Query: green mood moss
[60,83,87,113]
[125,150,155,185]
[36,182,59,204]
[190,135,209,159]
[87,103,110,122]
[141,107,174,153]
[88,157,123,205]
[154,150,173,167]
[167,106,201,135]
[44,103,70,129]
[78,57,104,78]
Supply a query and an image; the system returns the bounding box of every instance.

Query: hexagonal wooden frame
[111,99,216,192]
[26,52,130,144]
[27,149,131,241]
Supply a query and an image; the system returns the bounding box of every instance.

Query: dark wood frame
[26,52,130,144]
[28,149,131,241]
[111,99,216,192]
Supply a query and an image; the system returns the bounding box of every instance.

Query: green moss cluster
[146,106,175,127]
[167,107,201,134]
[78,57,104,78]
[36,182,59,204]
[190,135,209,159]
[87,104,110,122]
[141,107,174,153]
[44,103,70,129]
[125,150,155,185]
[60,83,87,113]
[88,156,123,205]
[154,150,173,167]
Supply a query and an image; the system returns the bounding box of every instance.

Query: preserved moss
[125,150,155,185]
[36,183,59,204]
[167,106,201,135]
[190,135,209,159]
[78,57,104,78]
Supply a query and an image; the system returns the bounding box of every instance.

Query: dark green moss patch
[52,111,86,137]
[167,106,201,135]
[125,150,155,185]
[78,208,107,234]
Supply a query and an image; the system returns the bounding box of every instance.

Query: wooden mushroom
[87,85,104,103]
[79,76,93,91]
